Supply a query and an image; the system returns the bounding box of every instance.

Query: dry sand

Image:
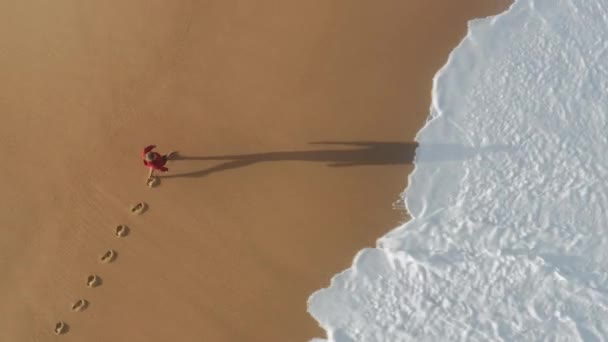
[0,0,510,341]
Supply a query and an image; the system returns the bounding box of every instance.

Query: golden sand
[0,1,510,340]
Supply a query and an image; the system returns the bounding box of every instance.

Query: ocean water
[308,0,608,341]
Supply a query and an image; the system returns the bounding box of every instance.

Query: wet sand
[0,0,510,341]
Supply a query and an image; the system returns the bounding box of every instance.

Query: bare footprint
[54,321,68,335]
[115,225,129,237]
[99,249,116,264]
[147,177,159,188]
[71,299,88,312]
[130,202,147,215]
[86,274,101,288]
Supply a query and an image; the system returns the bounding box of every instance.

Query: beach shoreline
[0,1,510,340]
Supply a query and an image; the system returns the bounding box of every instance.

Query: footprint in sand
[130,202,147,215]
[115,224,129,237]
[99,249,117,263]
[54,321,68,335]
[71,299,88,312]
[86,274,101,288]
[147,177,159,188]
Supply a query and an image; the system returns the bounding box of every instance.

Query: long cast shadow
[161,141,418,179]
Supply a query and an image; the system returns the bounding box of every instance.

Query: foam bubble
[309,1,608,340]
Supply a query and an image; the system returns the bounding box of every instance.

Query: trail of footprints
[54,202,148,336]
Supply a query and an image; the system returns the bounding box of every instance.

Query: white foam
[308,0,608,340]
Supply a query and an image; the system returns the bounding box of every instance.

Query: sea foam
[308,0,608,340]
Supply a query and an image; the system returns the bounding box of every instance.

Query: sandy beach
[0,0,509,341]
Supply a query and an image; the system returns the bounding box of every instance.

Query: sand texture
[0,0,509,341]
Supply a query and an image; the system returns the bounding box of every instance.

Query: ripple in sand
[99,249,116,263]
[86,274,101,288]
[71,299,88,312]
[130,202,147,215]
[115,225,129,237]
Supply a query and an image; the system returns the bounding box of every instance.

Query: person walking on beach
[143,145,174,183]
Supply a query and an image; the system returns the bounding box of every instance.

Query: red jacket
[142,145,168,172]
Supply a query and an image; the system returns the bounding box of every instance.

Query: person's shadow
[161,141,417,179]
[160,141,510,179]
